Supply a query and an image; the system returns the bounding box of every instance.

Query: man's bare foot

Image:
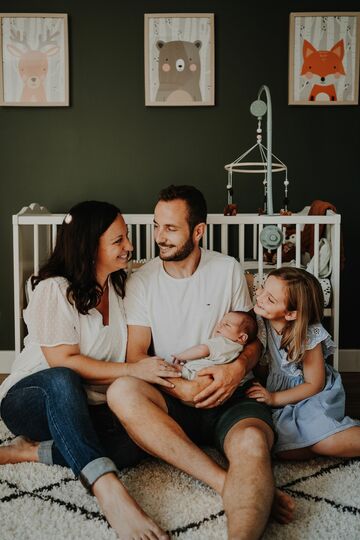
[0,436,39,464]
[271,489,295,524]
[93,472,168,540]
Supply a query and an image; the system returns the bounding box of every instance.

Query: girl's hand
[127,356,182,388]
[246,381,275,406]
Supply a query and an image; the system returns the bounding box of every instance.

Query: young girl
[247,267,360,459]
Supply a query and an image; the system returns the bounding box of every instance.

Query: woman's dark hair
[31,201,126,314]
[158,185,207,233]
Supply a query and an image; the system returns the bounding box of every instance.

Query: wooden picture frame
[289,12,360,105]
[144,13,215,106]
[0,13,69,106]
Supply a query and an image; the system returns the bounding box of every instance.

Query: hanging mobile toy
[224,85,291,251]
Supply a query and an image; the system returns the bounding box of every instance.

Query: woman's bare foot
[271,489,295,524]
[0,436,39,464]
[93,472,168,540]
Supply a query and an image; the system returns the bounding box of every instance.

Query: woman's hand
[126,356,182,388]
[246,381,274,406]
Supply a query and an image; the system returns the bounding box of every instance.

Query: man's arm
[193,338,262,408]
[127,325,212,403]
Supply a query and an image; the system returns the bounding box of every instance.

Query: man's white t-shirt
[125,249,253,376]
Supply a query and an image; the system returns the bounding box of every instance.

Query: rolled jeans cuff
[79,457,119,492]
[38,440,54,465]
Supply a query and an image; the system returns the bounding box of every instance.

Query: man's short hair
[158,185,207,232]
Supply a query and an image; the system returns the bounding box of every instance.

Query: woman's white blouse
[0,277,127,406]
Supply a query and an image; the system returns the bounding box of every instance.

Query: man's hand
[193,361,247,409]
[245,381,274,406]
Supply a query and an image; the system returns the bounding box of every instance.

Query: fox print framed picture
[289,12,360,105]
[0,13,69,106]
[144,13,215,106]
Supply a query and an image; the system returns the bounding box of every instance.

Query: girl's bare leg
[311,426,360,457]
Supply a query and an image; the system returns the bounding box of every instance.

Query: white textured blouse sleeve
[25,278,80,347]
[305,323,336,360]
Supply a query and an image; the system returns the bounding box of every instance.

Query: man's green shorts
[161,379,274,453]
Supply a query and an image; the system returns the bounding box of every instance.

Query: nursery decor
[289,12,360,105]
[144,13,214,106]
[0,13,69,106]
[1,420,360,539]
[224,85,289,217]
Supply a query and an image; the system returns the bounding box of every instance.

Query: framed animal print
[289,12,360,105]
[144,13,215,106]
[0,13,69,106]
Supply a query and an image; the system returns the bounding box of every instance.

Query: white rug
[1,420,360,539]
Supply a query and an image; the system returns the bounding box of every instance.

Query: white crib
[12,204,341,368]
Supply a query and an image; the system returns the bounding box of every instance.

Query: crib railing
[13,205,341,368]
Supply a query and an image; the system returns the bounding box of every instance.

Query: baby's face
[214,313,244,342]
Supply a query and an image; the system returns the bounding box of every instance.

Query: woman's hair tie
[64,213,73,224]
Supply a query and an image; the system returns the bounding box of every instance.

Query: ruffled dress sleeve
[305,323,336,359]
[24,277,80,347]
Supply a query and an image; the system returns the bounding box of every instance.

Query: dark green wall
[1,1,359,349]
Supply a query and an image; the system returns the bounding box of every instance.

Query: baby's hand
[172,355,186,366]
[246,382,274,406]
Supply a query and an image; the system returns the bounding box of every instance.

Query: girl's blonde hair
[268,267,324,362]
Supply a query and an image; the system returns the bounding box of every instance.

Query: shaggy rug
[1,420,360,540]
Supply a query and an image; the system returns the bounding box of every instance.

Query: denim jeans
[0,367,147,489]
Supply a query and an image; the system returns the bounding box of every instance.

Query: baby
[173,311,257,380]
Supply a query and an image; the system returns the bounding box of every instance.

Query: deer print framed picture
[0,13,69,106]
[144,13,215,106]
[289,12,360,105]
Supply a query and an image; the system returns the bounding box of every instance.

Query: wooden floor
[0,372,359,418]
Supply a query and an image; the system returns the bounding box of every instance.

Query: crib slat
[151,224,155,259]
[295,224,301,267]
[258,224,264,279]
[239,224,245,265]
[51,224,57,252]
[252,224,257,259]
[34,224,39,275]
[276,223,282,268]
[314,224,320,278]
[209,224,214,251]
[136,224,141,261]
[145,224,151,260]
[13,218,21,356]
[221,224,228,254]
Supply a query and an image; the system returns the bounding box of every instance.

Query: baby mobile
[224,85,291,251]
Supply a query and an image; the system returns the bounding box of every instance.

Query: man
[107,185,294,539]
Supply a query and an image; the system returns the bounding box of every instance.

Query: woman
[0,201,179,540]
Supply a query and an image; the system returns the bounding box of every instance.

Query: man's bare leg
[107,377,226,494]
[222,419,275,540]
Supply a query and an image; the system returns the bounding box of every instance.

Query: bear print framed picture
[289,12,360,105]
[0,13,69,106]
[144,13,215,106]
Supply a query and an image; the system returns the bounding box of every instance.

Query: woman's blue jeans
[0,367,147,489]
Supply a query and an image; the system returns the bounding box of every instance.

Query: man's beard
[158,236,195,261]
